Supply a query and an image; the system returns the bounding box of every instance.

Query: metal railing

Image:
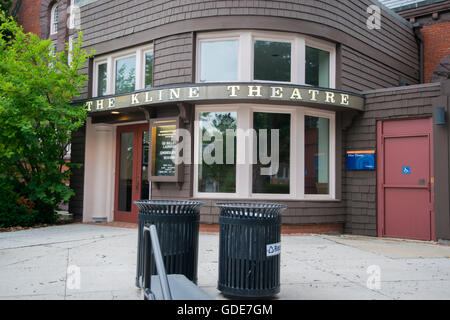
[142,225,172,300]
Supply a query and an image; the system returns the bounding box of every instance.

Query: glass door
[114,124,149,223]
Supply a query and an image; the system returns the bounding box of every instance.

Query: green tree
[0,12,92,227]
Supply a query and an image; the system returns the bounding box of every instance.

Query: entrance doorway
[377,118,435,241]
[114,123,150,223]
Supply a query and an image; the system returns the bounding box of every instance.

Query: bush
[0,12,91,228]
[0,177,58,228]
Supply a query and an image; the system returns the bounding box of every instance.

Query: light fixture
[111,111,120,115]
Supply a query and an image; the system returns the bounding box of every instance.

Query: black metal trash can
[134,200,204,288]
[216,202,287,298]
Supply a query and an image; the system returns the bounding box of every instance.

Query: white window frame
[304,36,337,89]
[196,32,241,83]
[92,44,153,97]
[251,31,297,85]
[50,3,59,35]
[142,48,154,89]
[193,104,336,201]
[196,30,336,89]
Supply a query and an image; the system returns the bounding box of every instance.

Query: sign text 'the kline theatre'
[85,84,365,112]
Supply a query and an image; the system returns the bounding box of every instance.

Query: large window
[197,31,335,88]
[115,55,136,95]
[194,105,335,200]
[306,46,330,88]
[199,40,238,82]
[253,41,292,82]
[197,111,237,193]
[92,45,153,97]
[252,112,291,194]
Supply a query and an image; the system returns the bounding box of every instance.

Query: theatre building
[38,0,450,242]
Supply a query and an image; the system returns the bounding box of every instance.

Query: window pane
[305,46,330,88]
[200,40,238,82]
[115,56,136,94]
[118,132,134,212]
[254,40,291,82]
[305,116,330,195]
[252,113,291,194]
[198,112,237,193]
[145,52,153,88]
[141,131,150,199]
[97,63,107,97]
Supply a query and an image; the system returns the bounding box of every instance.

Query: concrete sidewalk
[0,224,449,300]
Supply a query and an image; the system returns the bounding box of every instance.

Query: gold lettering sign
[83,84,364,112]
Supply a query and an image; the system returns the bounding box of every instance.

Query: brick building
[16,0,450,242]
[390,0,450,83]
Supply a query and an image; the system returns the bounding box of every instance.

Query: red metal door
[377,118,435,241]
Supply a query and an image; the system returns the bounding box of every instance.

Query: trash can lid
[134,200,205,212]
[215,202,287,218]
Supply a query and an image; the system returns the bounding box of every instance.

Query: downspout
[413,24,425,84]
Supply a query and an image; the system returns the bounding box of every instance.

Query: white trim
[196,30,336,88]
[193,104,336,200]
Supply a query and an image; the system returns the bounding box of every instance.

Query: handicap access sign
[266,243,281,257]
[402,166,411,175]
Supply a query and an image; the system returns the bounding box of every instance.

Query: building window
[196,31,336,88]
[115,55,136,95]
[199,40,239,82]
[253,40,292,82]
[144,51,153,88]
[92,44,153,97]
[304,116,330,195]
[96,62,107,97]
[197,111,237,193]
[194,105,335,200]
[306,46,330,88]
[50,4,59,35]
[252,112,291,194]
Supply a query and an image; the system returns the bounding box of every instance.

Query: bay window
[194,105,335,200]
[92,44,153,97]
[197,31,335,88]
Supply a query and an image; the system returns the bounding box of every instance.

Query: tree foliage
[0,12,91,227]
